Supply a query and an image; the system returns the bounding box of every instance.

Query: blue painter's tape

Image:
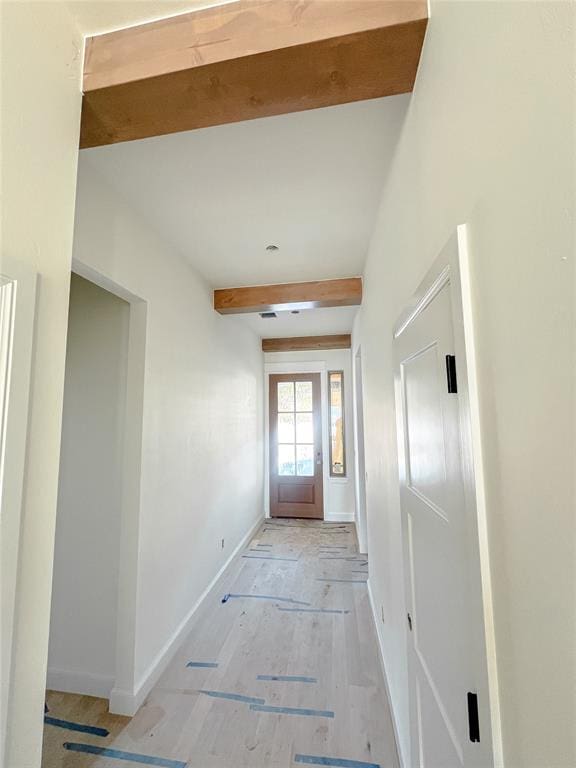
[316,578,367,584]
[186,661,218,668]
[250,704,334,718]
[242,555,298,562]
[294,755,381,768]
[44,716,109,737]
[62,744,186,768]
[226,593,311,606]
[199,689,265,705]
[277,607,349,615]
[256,675,317,683]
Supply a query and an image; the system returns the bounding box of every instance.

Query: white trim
[0,279,16,495]
[0,260,37,766]
[326,512,354,522]
[46,669,114,700]
[73,259,148,707]
[352,345,368,554]
[393,265,451,339]
[457,225,503,767]
[367,579,406,768]
[109,513,264,716]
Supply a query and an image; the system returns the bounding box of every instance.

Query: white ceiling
[225,306,359,340]
[67,0,237,36]
[80,96,408,291]
[70,1,409,339]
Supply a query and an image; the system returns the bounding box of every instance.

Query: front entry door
[269,373,323,519]
[395,236,493,767]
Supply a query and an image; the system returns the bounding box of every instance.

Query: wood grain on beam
[214,278,362,315]
[262,335,352,353]
[80,0,428,148]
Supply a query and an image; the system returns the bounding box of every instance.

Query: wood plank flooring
[42,520,399,768]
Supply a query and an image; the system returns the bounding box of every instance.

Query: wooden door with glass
[269,373,323,519]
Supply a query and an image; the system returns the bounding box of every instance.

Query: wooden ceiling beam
[214,277,362,314]
[80,0,428,148]
[262,335,351,352]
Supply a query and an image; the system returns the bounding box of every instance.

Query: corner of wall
[109,513,264,716]
[46,668,114,700]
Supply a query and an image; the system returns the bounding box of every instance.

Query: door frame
[393,225,502,767]
[352,346,368,554]
[71,259,148,716]
[264,361,331,519]
[0,258,37,766]
[269,372,323,518]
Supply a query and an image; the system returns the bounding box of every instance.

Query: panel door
[395,272,493,768]
[269,373,323,519]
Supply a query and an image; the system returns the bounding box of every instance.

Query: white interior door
[394,236,493,768]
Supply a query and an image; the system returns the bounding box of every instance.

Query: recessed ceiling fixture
[260,312,277,319]
[265,244,279,252]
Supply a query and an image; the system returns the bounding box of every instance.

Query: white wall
[264,349,356,523]
[354,2,575,767]
[48,274,129,697]
[0,2,83,764]
[72,161,264,711]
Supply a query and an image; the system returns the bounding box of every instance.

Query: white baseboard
[367,579,407,768]
[263,512,355,522]
[46,668,114,699]
[324,512,355,522]
[109,514,265,716]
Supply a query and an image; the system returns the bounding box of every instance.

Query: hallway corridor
[42,521,399,768]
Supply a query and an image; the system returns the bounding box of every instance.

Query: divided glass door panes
[269,372,323,519]
[277,380,314,476]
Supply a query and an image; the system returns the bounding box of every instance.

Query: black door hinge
[467,692,480,743]
[407,613,413,632]
[445,355,458,394]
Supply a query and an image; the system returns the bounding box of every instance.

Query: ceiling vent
[260,312,277,319]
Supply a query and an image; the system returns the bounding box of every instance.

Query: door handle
[316,451,322,466]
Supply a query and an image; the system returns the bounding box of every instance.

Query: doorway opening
[46,274,129,701]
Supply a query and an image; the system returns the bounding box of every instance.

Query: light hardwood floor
[42,520,399,768]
